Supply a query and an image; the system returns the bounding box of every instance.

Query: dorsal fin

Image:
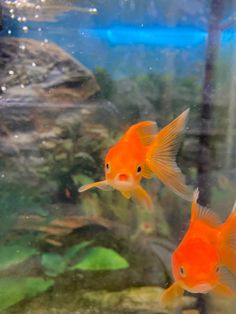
[231,201,236,214]
[126,121,158,146]
[191,188,221,227]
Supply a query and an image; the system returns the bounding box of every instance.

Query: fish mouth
[188,283,213,294]
[111,173,135,191]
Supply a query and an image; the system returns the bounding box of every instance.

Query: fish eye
[136,165,142,174]
[105,163,111,173]
[215,266,220,273]
[179,266,186,277]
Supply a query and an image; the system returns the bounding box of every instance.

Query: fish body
[79,109,192,209]
[161,189,236,307]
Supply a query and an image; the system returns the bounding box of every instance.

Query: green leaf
[62,139,73,151]
[65,241,93,260]
[72,174,93,186]
[41,253,67,277]
[0,245,38,272]
[70,247,129,271]
[0,277,54,311]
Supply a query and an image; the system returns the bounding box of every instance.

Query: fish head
[104,144,144,191]
[172,237,220,293]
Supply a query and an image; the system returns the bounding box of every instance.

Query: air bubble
[22,26,28,32]
[8,70,14,75]
[1,86,7,92]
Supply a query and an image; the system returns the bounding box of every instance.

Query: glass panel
[0,1,236,313]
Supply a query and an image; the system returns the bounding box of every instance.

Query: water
[0,1,236,313]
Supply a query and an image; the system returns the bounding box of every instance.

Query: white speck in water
[1,173,5,179]
[17,17,22,22]
[44,38,48,43]
[19,44,26,50]
[8,70,14,75]
[141,23,144,27]
[32,62,36,67]
[149,66,153,71]
[88,7,97,13]
[9,9,14,13]
[11,14,15,19]
[38,27,42,32]
[41,0,46,2]
[22,26,28,32]
[22,17,27,22]
[14,134,19,139]
[20,84,25,88]
[8,30,12,35]
[1,86,7,92]
[35,14,39,19]
[35,5,41,10]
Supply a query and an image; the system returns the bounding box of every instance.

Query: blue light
[79,26,208,48]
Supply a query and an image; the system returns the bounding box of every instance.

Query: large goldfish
[79,109,192,210]
[161,189,236,307]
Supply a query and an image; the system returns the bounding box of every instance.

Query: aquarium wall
[0,1,236,313]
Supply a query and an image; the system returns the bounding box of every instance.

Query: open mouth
[188,283,212,294]
[112,173,135,191]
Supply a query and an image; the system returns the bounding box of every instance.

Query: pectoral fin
[133,185,153,211]
[160,282,184,308]
[121,190,131,199]
[211,283,235,297]
[78,180,111,192]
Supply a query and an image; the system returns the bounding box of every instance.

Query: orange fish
[79,109,192,210]
[160,189,236,307]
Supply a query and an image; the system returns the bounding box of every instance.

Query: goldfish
[160,189,236,307]
[79,109,192,210]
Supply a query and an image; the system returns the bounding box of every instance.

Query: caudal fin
[219,201,236,275]
[146,109,192,201]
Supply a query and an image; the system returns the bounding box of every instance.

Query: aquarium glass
[0,0,236,313]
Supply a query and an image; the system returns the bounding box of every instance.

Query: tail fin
[146,109,192,201]
[219,201,236,275]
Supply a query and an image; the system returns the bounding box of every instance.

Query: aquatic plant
[0,277,54,312]
[94,67,115,100]
[0,245,38,272]
[42,241,129,276]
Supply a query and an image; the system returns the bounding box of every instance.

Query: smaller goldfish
[79,109,192,210]
[160,189,236,307]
